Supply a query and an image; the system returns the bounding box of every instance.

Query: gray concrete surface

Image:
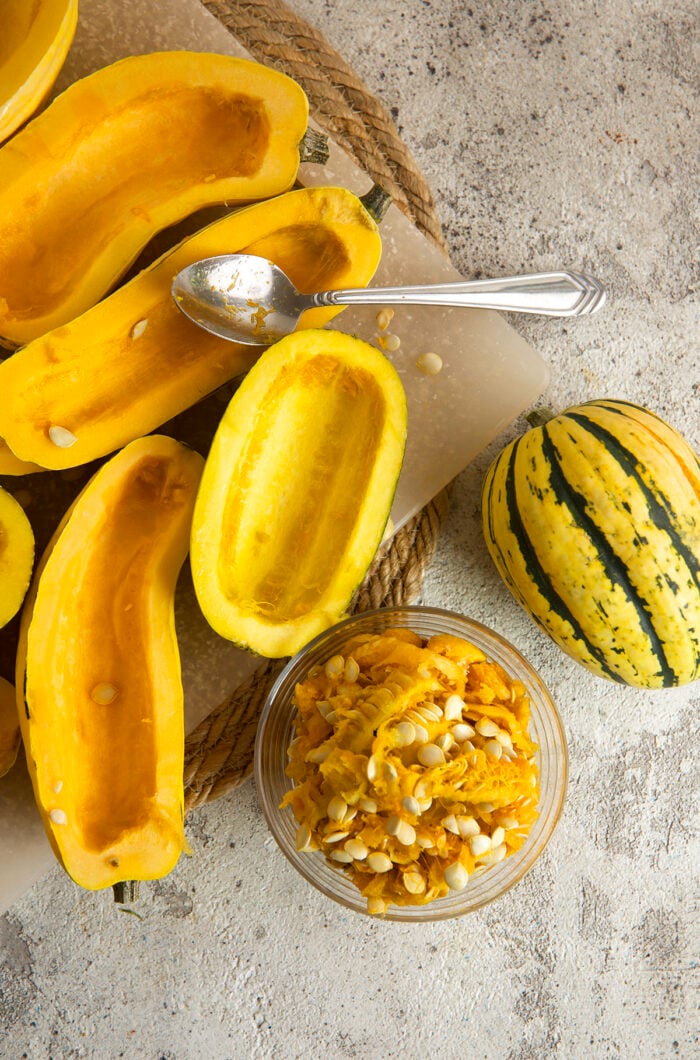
[2,0,698,1057]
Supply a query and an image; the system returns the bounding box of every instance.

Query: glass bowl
[254,606,568,921]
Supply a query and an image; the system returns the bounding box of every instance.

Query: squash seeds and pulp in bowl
[255,606,568,920]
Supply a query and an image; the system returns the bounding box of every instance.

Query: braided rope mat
[183,0,452,812]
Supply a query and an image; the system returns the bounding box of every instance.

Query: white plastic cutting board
[0,0,549,912]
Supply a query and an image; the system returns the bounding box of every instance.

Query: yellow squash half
[0,186,384,470]
[191,329,407,659]
[0,50,315,345]
[17,435,204,890]
[0,485,35,628]
[0,0,78,144]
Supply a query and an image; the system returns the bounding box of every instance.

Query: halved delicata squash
[0,185,385,470]
[190,329,407,659]
[0,50,320,345]
[16,435,204,890]
[0,0,78,145]
[0,485,35,628]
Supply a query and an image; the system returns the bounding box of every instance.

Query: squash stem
[360,184,393,225]
[525,406,557,428]
[113,880,140,903]
[299,128,330,165]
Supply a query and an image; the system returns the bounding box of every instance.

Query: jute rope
[183,0,452,811]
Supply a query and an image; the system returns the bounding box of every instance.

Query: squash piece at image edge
[481,399,700,688]
[0,50,322,346]
[0,185,385,470]
[0,485,35,628]
[0,0,78,145]
[16,435,204,890]
[0,676,21,778]
[0,437,43,476]
[190,329,408,659]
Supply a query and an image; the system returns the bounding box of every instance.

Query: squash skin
[0,0,78,145]
[0,486,35,628]
[0,186,383,471]
[190,329,407,659]
[0,676,20,778]
[0,51,310,345]
[0,438,42,476]
[481,399,700,688]
[16,435,204,890]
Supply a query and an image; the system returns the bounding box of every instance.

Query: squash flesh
[0,486,35,627]
[17,436,204,889]
[191,330,407,658]
[0,187,382,470]
[0,0,78,144]
[218,355,387,618]
[0,51,309,344]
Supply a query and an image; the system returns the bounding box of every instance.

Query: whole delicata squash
[190,329,407,659]
[0,0,78,145]
[0,186,386,470]
[0,50,324,346]
[16,435,204,890]
[0,485,35,628]
[481,400,700,688]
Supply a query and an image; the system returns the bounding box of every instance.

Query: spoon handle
[313,270,606,317]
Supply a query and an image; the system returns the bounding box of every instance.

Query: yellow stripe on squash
[0,0,78,145]
[0,186,382,471]
[16,435,204,890]
[191,330,407,659]
[482,399,700,688]
[0,50,311,345]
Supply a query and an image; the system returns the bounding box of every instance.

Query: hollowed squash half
[0,50,313,345]
[190,329,407,659]
[0,0,78,144]
[16,435,204,890]
[0,186,384,471]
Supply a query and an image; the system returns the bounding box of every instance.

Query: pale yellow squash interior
[218,355,387,620]
[18,436,204,889]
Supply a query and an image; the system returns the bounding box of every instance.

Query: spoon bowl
[171,253,607,346]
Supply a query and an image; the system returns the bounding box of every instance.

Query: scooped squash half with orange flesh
[0,0,78,145]
[0,676,21,778]
[16,435,204,890]
[190,329,407,659]
[0,185,385,471]
[0,50,320,346]
[0,485,35,627]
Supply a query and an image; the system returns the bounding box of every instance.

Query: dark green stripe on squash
[492,437,625,683]
[538,425,676,685]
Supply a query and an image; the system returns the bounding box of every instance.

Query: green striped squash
[481,399,700,687]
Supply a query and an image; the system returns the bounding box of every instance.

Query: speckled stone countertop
[2,1,698,1057]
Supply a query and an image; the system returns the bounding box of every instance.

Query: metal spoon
[171,254,607,346]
